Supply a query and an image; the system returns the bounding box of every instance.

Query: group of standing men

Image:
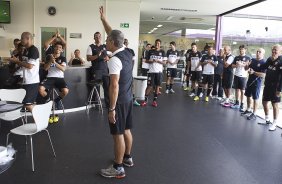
[141,40,282,131]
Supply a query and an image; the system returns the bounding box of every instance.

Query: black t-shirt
[215,56,224,75]
[248,58,266,85]
[71,58,83,65]
[89,44,108,73]
[261,56,282,91]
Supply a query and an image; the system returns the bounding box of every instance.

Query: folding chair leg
[30,135,35,172]
[44,129,56,157]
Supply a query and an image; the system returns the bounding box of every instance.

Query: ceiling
[139,0,264,35]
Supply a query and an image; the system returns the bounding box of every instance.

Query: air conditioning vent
[161,8,197,12]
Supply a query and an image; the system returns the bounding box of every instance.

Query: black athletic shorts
[262,86,281,103]
[167,68,177,78]
[233,76,247,90]
[147,73,162,87]
[190,71,202,82]
[109,100,133,135]
[141,68,149,76]
[202,74,214,86]
[22,83,39,105]
[40,77,68,91]
[222,71,233,89]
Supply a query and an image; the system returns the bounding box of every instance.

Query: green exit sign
[120,23,129,28]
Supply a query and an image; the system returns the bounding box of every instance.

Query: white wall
[0,0,140,75]
[105,0,140,76]
[0,0,34,56]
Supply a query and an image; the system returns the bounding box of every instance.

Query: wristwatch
[108,107,115,112]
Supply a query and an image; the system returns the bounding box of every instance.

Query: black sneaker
[239,105,244,112]
[123,157,134,167]
[241,110,252,116]
[247,113,256,120]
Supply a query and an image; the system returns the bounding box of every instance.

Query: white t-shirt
[107,47,124,75]
[22,45,40,85]
[147,49,166,73]
[233,55,251,78]
[46,55,67,78]
[166,49,180,69]
[201,55,218,75]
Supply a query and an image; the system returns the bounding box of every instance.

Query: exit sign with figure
[120,23,129,28]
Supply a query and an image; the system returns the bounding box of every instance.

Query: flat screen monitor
[0,1,11,23]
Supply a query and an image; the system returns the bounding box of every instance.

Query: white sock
[273,119,277,124]
[247,108,251,111]
[265,115,270,121]
[226,98,229,103]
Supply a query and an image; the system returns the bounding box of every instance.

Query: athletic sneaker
[165,89,169,94]
[152,101,158,107]
[133,100,140,106]
[100,165,125,179]
[223,102,232,107]
[194,96,200,101]
[170,89,175,94]
[220,99,228,105]
[269,123,277,131]
[241,110,252,116]
[199,92,203,98]
[49,117,54,124]
[247,113,256,120]
[141,101,147,107]
[258,120,271,125]
[53,115,59,123]
[211,95,217,99]
[231,104,240,109]
[217,97,223,101]
[183,87,189,91]
[205,96,209,102]
[123,157,134,167]
[189,93,195,97]
[239,106,244,112]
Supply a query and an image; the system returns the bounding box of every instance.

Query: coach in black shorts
[99,6,134,179]
[39,42,69,110]
[260,45,282,131]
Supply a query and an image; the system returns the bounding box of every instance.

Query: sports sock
[169,84,173,90]
[113,162,123,170]
[124,154,132,159]
[153,93,157,101]
[166,84,169,90]
[186,81,189,88]
[207,88,212,96]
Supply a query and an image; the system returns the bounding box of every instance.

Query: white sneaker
[217,97,223,101]
[199,92,203,98]
[165,89,169,94]
[211,95,217,99]
[189,93,195,97]
[100,165,126,179]
[269,123,277,131]
[220,99,228,105]
[170,89,175,93]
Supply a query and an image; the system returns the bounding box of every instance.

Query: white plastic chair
[6,101,56,171]
[0,89,26,125]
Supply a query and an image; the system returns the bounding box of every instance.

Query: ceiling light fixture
[157,25,163,28]
[166,16,173,21]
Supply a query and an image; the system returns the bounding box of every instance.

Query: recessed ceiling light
[157,25,163,28]
[166,16,173,21]
[153,28,158,30]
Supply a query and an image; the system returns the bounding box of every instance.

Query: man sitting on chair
[39,42,69,123]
